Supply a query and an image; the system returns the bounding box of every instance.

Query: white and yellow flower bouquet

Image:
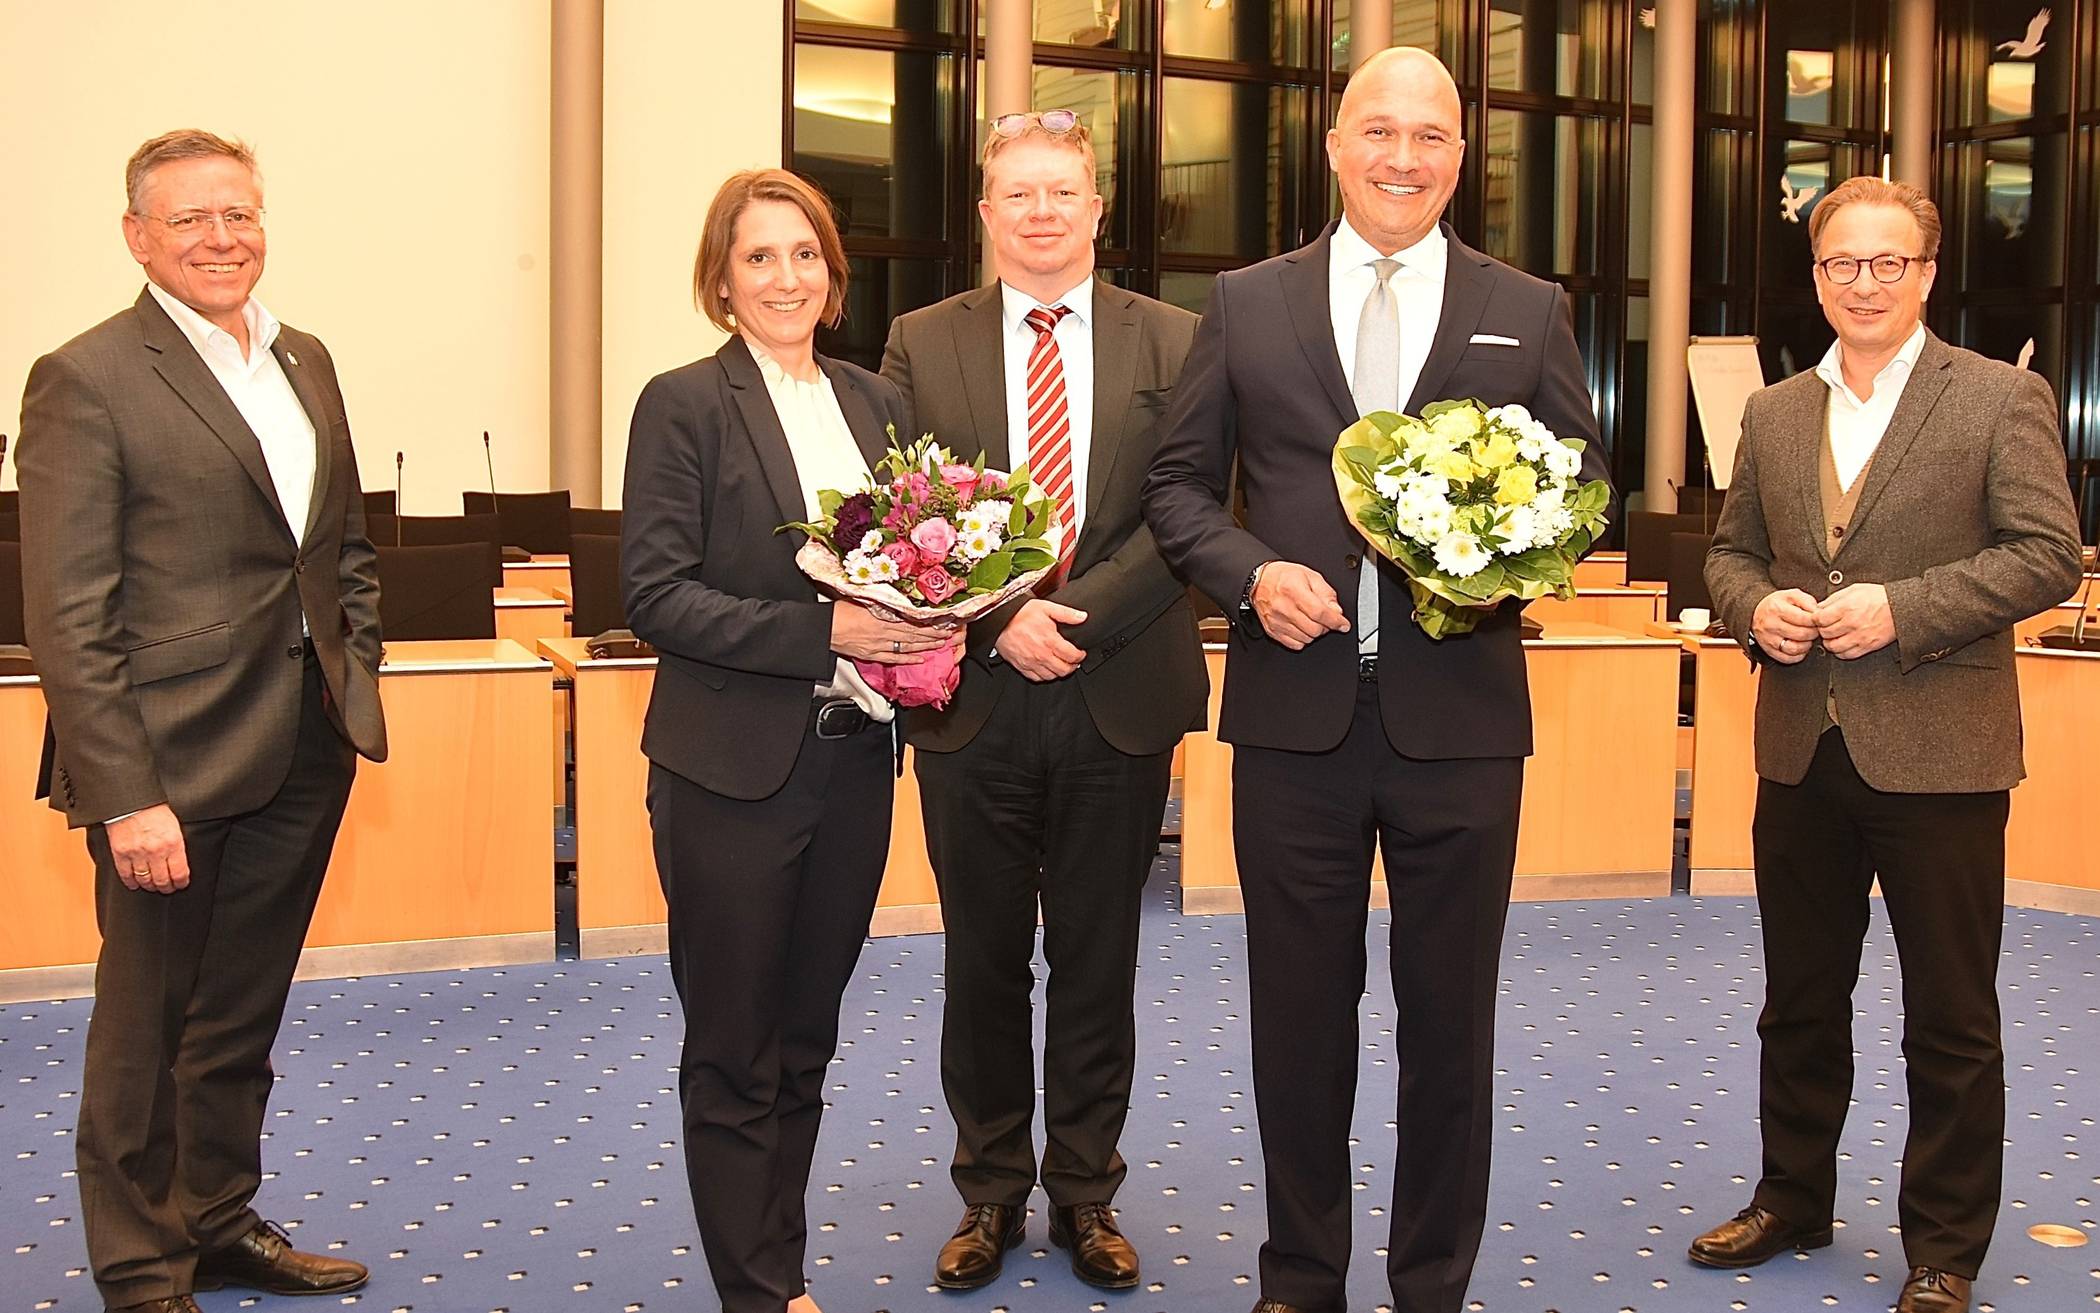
[1331,399,1611,640]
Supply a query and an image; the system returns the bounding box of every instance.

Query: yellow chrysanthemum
[1494,464,1540,506]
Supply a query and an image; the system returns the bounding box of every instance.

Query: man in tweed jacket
[1692,176,2082,1313]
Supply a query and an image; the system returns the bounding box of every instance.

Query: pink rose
[910,516,958,561]
[906,471,933,502]
[881,499,914,532]
[942,463,982,500]
[915,566,962,605]
[851,642,962,710]
[881,539,923,574]
[977,471,1007,496]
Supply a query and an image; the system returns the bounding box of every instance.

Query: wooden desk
[495,586,568,643]
[2014,601,2100,644]
[0,640,557,1001]
[1647,625,1759,893]
[2006,646,2100,913]
[538,638,940,956]
[1524,585,1665,633]
[1182,623,1680,914]
[502,553,571,597]
[1571,550,1628,588]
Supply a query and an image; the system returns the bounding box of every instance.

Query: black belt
[810,697,878,739]
[1358,654,1379,683]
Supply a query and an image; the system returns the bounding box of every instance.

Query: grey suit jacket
[1705,331,2082,793]
[18,288,387,827]
[881,279,1209,757]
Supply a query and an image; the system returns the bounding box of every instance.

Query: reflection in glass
[793,44,954,241]
[797,0,954,33]
[1162,0,1311,68]
[1487,0,1609,100]
[1331,0,1444,70]
[1957,135,2062,289]
[818,257,951,371]
[1762,139,1830,290]
[1035,0,1131,49]
[1161,79,1314,260]
[1159,271,1217,314]
[1987,60,2036,121]
[1632,2,1655,104]
[1481,109,1604,276]
[1694,128,1752,286]
[1629,123,1653,281]
[1962,302,2061,392]
[1782,49,1834,125]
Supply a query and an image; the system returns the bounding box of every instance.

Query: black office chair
[0,490,18,514]
[569,506,623,537]
[1665,531,1716,622]
[375,542,500,641]
[1674,486,1727,522]
[567,533,627,637]
[1625,511,1709,583]
[365,513,507,586]
[463,489,573,556]
[363,489,398,517]
[0,511,18,543]
[0,540,24,645]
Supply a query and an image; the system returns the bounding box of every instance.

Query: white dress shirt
[1814,323,1927,493]
[748,341,894,722]
[1329,217,1448,408]
[146,282,316,546]
[1001,276,1096,535]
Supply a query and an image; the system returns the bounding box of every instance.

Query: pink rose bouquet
[781,432,1063,708]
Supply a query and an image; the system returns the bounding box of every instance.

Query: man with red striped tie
[882,110,1208,1296]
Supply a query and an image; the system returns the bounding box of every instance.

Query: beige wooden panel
[1514,642,1678,879]
[2007,650,2100,892]
[0,682,99,971]
[1685,638,1759,877]
[1525,587,1665,633]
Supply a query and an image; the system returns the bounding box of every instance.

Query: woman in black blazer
[620,169,953,1313]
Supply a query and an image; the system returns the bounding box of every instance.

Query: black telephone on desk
[585,629,656,660]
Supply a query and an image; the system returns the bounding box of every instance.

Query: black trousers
[1234,683,1523,1313]
[76,651,356,1308]
[1749,728,2010,1279]
[648,721,892,1313]
[914,675,1173,1208]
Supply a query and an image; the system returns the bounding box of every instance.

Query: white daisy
[1432,531,1491,578]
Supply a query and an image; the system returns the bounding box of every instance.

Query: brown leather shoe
[934,1203,1024,1291]
[1687,1204,1833,1268]
[1049,1202,1139,1289]
[1896,1266,1972,1313]
[193,1219,369,1296]
[109,1298,204,1313]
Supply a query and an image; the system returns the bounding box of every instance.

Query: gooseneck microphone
[483,431,498,501]
[394,451,405,547]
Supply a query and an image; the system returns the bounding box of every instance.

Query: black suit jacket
[880,280,1209,756]
[1144,221,1612,759]
[621,335,907,801]
[19,288,386,827]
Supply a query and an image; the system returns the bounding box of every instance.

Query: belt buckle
[813,698,868,739]
[1357,654,1379,683]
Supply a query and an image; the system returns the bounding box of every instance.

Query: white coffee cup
[1677,606,1712,630]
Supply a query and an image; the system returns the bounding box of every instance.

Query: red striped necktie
[1023,304,1078,571]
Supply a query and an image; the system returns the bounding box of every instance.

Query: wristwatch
[1238,561,1274,620]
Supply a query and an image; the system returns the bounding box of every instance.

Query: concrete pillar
[1642,0,1694,511]
[550,0,604,502]
[1353,1,1392,68]
[981,0,1032,285]
[1888,0,1935,188]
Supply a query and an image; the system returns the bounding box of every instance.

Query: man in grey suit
[881,112,1207,1293]
[1144,48,1609,1313]
[1694,176,2082,1313]
[17,130,386,1313]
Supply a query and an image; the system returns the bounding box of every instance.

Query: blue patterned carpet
[2,858,2094,1312]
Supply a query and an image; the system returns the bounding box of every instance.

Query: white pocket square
[1469,333,1521,347]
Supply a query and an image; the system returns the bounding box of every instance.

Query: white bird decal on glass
[1779,174,1819,224]
[1997,8,2051,59]
[1786,53,1833,96]
[2016,338,2037,371]
[1639,7,1656,28]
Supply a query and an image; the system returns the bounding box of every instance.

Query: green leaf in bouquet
[1419,398,1480,421]
[1007,498,1032,537]
[1010,547,1055,572]
[968,551,1015,592]
[1571,478,1611,514]
[1003,536,1052,554]
[817,488,845,517]
[777,519,828,541]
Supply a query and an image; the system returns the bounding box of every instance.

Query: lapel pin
[287,351,300,366]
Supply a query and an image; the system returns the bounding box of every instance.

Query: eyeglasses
[991,109,1079,138]
[1815,253,1926,285]
[146,207,265,237]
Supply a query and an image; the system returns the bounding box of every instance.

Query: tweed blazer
[18,289,388,827]
[1705,331,2082,792]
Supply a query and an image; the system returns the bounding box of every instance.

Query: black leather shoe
[1250,1300,1306,1313]
[1896,1266,1972,1313]
[109,1299,204,1313]
[194,1220,369,1296]
[1049,1202,1139,1289]
[1687,1204,1833,1268]
[934,1203,1024,1291]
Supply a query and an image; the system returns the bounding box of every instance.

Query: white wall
[600,1,785,508]
[0,2,552,511]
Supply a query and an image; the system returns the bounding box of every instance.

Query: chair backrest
[1665,531,1716,621]
[0,540,23,645]
[364,514,505,587]
[568,506,623,537]
[567,533,627,637]
[1674,486,1727,521]
[1625,511,1709,583]
[0,511,18,543]
[362,489,398,517]
[0,489,18,513]
[374,542,499,641]
[463,489,573,555]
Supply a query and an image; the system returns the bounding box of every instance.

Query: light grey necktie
[1351,257,1401,656]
